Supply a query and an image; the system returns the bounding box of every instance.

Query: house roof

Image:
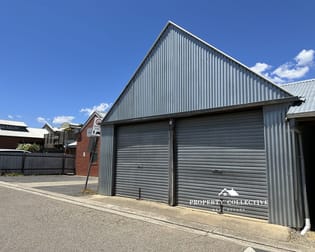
[0,119,27,127]
[0,127,48,138]
[81,111,105,131]
[103,21,297,123]
[282,79,315,118]
[61,122,82,129]
[43,123,62,132]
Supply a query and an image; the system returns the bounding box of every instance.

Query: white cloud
[266,74,286,84]
[250,62,271,75]
[80,102,111,116]
[52,116,75,125]
[250,48,315,84]
[272,64,309,79]
[8,115,22,120]
[295,49,315,66]
[37,117,48,124]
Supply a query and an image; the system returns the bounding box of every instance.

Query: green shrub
[16,143,40,152]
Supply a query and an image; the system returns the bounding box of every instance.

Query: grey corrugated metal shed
[282,79,315,118]
[103,21,296,124]
[99,21,305,229]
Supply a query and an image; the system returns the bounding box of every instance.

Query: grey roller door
[115,121,169,203]
[176,110,268,219]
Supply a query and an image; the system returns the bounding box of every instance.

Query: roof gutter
[287,111,315,119]
[102,96,300,126]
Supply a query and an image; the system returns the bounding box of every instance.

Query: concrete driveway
[0,175,98,196]
[0,177,246,252]
[0,175,314,251]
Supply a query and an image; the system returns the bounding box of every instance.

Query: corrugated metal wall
[105,24,291,123]
[99,125,115,195]
[99,104,305,227]
[176,110,268,219]
[115,122,169,202]
[263,104,303,228]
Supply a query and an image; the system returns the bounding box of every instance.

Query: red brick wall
[75,116,100,177]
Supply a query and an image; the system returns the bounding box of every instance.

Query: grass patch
[0,172,23,176]
[81,188,97,195]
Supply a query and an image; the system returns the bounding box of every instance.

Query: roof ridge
[165,22,294,97]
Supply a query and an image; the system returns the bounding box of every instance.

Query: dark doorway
[301,121,315,231]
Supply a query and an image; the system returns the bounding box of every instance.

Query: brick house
[0,119,47,149]
[75,111,104,176]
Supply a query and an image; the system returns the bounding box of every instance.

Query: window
[0,124,28,132]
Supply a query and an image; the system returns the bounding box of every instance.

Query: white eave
[0,119,27,127]
[0,128,48,139]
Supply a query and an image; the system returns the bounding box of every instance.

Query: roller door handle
[212,169,223,174]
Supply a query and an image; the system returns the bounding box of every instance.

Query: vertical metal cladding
[98,125,115,195]
[263,104,303,228]
[105,24,291,123]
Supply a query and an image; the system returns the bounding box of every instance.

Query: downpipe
[301,218,311,236]
[295,128,311,235]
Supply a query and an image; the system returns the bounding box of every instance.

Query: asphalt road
[0,186,249,252]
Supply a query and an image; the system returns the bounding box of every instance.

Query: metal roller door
[176,110,268,219]
[115,121,169,203]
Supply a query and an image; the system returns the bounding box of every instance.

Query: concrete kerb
[89,195,295,249]
[0,177,313,252]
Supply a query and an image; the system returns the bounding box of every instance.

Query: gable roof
[42,123,62,133]
[282,79,315,118]
[104,21,296,123]
[81,111,106,131]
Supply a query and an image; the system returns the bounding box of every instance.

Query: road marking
[0,181,298,252]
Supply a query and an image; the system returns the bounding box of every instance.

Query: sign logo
[189,186,267,214]
[218,188,239,197]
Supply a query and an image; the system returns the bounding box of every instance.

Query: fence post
[21,152,26,174]
[62,154,65,175]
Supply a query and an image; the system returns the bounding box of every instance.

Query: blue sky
[0,0,314,127]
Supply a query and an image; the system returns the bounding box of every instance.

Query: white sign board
[87,118,102,137]
[87,128,93,137]
[92,117,102,136]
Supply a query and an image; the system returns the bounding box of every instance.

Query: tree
[16,143,40,152]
